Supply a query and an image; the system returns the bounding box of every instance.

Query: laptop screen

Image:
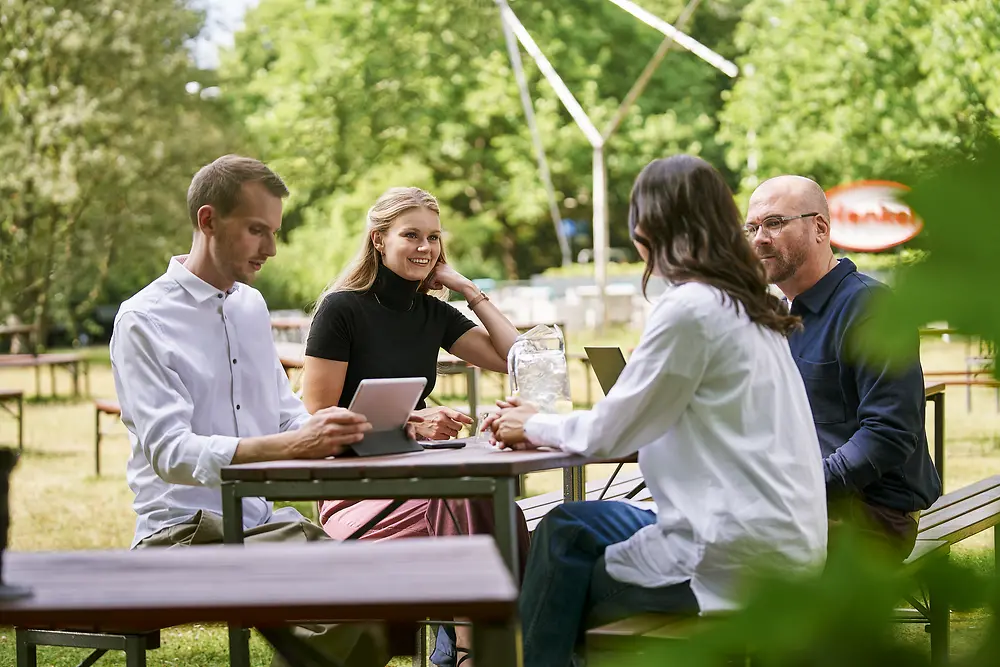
[583,346,627,396]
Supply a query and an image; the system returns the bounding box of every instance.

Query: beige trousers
[137,510,389,667]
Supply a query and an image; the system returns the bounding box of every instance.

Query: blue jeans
[520,501,698,667]
[430,501,698,667]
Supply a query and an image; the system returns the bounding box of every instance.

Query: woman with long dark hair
[485,155,828,667]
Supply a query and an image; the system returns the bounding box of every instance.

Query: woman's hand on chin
[426,261,475,296]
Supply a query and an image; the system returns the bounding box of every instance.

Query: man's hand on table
[292,407,372,457]
[483,397,541,450]
[409,406,473,440]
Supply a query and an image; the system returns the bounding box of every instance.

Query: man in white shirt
[110,155,386,667]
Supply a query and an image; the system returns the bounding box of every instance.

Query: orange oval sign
[826,180,922,252]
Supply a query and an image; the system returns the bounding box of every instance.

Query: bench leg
[15,630,37,667]
[49,365,56,399]
[94,408,101,477]
[228,626,252,667]
[124,636,147,667]
[928,571,950,666]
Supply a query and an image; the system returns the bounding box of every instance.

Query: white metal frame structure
[494,0,738,326]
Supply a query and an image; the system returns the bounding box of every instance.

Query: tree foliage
[0,0,234,341]
[222,0,748,301]
[719,0,1000,196]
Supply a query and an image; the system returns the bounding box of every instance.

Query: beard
[759,244,807,285]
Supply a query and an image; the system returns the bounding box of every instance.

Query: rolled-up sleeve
[111,312,239,487]
[274,351,311,431]
[524,298,706,458]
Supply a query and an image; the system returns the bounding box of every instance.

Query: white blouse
[525,282,827,612]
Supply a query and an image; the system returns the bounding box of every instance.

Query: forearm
[823,426,917,493]
[458,283,519,361]
[232,430,301,464]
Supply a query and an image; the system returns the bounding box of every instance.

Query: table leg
[34,365,40,399]
[221,483,251,667]
[221,482,245,545]
[934,393,946,492]
[563,466,584,503]
[467,366,480,419]
[72,362,80,398]
[17,393,23,452]
[493,476,520,582]
[474,616,522,667]
[49,365,56,399]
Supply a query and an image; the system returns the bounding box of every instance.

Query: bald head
[746,174,836,297]
[749,175,830,222]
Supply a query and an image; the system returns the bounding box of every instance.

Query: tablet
[347,377,428,431]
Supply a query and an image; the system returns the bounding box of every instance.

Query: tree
[718,0,1000,197]
[221,0,747,301]
[0,0,234,342]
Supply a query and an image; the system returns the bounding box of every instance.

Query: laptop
[583,346,627,396]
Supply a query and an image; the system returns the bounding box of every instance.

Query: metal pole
[496,0,573,266]
[593,146,608,329]
[497,3,602,147]
[605,0,738,77]
[600,0,703,142]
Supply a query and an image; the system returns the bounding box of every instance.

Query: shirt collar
[792,258,856,314]
[166,255,239,303]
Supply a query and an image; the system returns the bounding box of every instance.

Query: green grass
[0,336,996,664]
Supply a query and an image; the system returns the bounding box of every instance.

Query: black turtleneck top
[305,263,477,409]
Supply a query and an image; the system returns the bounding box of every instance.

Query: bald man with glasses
[746,175,940,560]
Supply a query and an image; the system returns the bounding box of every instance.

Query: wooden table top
[0,537,516,629]
[0,352,84,366]
[223,443,595,482]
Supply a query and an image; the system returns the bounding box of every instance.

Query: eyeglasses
[743,212,819,240]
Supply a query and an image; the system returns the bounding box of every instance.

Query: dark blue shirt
[788,259,941,513]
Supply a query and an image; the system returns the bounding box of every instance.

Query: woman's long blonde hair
[313,187,447,310]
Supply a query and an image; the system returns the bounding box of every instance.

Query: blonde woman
[302,186,529,667]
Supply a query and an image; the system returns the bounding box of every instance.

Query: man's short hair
[186,155,289,227]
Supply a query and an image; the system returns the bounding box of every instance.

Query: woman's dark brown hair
[628,155,800,335]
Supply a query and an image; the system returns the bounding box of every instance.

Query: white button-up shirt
[111,256,309,547]
[525,282,828,613]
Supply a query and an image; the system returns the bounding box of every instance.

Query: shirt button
[217,293,223,299]
[232,359,237,364]
[236,404,241,410]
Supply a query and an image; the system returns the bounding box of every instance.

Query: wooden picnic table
[0,537,520,667]
[0,352,90,399]
[223,445,582,665]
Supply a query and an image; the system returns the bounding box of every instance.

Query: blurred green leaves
[859,138,1000,371]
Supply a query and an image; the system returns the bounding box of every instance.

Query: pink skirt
[320,498,531,579]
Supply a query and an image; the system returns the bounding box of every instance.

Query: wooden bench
[0,352,90,399]
[0,388,24,451]
[94,399,122,476]
[585,476,1000,666]
[517,463,645,532]
[6,537,520,667]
